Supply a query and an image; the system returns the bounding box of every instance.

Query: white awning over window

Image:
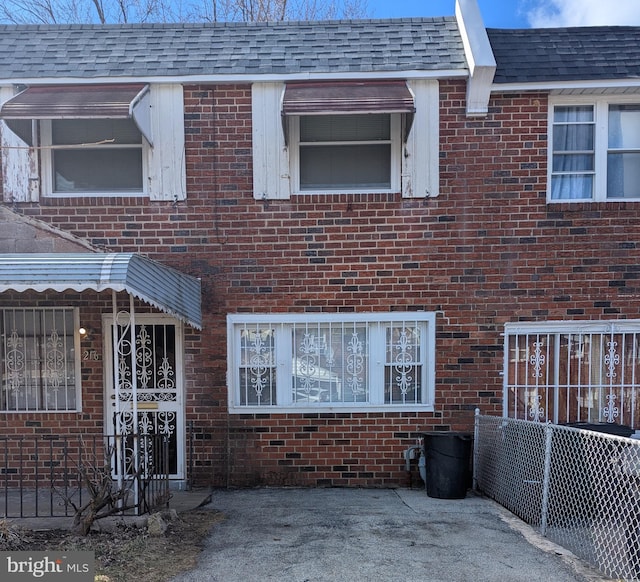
[0,84,152,145]
[0,253,201,329]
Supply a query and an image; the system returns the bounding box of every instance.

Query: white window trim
[548,94,640,203]
[40,119,148,198]
[289,114,402,195]
[404,79,440,199]
[251,80,439,201]
[227,311,436,414]
[1,83,185,202]
[0,86,39,203]
[1,307,82,413]
[147,83,187,202]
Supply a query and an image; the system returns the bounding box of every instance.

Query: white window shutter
[0,87,39,203]
[403,79,440,199]
[148,84,186,201]
[252,82,290,200]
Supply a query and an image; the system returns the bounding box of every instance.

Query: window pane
[41,309,76,410]
[54,149,143,192]
[300,114,390,142]
[52,119,142,145]
[239,368,276,405]
[552,124,594,152]
[550,175,593,200]
[552,153,593,172]
[385,324,422,404]
[291,323,368,404]
[551,105,595,201]
[300,144,391,190]
[607,152,640,198]
[238,327,276,406]
[554,106,594,123]
[609,105,640,149]
[385,366,422,404]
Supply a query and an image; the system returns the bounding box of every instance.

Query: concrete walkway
[172,488,609,582]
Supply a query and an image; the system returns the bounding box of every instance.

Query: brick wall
[2,80,640,487]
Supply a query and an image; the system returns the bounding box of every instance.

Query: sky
[368,0,640,28]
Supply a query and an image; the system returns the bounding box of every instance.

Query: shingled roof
[488,27,640,84]
[0,18,467,81]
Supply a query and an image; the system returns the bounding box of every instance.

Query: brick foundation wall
[2,81,640,487]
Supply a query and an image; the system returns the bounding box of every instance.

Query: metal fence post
[187,420,193,491]
[2,438,8,518]
[540,422,553,536]
[473,408,480,491]
[164,435,170,509]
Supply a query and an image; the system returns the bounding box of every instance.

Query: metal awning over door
[0,84,152,145]
[0,253,201,329]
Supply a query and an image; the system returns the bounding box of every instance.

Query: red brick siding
[2,81,640,487]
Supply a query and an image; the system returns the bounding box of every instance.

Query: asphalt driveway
[172,488,607,582]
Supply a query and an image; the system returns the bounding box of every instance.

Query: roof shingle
[0,18,467,81]
[488,27,640,84]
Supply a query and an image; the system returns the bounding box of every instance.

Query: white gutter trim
[455,0,496,117]
[492,79,640,93]
[0,69,468,87]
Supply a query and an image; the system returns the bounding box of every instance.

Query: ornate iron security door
[105,313,184,480]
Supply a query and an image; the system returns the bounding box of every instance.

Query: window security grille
[504,321,640,427]
[1,308,79,411]
[228,313,435,411]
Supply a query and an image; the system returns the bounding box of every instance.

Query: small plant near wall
[54,440,139,536]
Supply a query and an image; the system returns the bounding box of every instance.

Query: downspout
[455,0,497,117]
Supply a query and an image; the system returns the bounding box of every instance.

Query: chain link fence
[474,412,640,580]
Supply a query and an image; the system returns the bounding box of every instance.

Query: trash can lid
[421,431,473,439]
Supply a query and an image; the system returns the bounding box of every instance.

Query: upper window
[252,80,438,201]
[41,119,145,196]
[290,113,401,193]
[550,97,640,201]
[1,308,81,412]
[227,312,435,413]
[0,83,190,201]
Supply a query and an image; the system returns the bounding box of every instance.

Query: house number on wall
[82,350,101,361]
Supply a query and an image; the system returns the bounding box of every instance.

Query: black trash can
[563,422,634,437]
[422,432,473,499]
